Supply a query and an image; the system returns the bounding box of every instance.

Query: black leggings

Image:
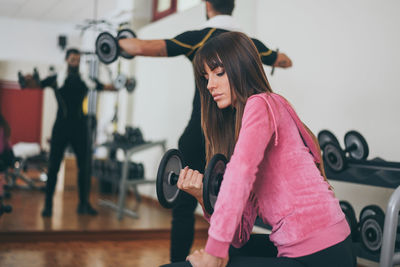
[44,119,91,205]
[161,234,356,267]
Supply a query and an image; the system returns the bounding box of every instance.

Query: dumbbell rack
[95,140,166,220]
[325,159,400,267]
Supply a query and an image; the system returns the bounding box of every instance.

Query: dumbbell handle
[344,143,357,153]
[168,172,179,186]
[168,170,223,196]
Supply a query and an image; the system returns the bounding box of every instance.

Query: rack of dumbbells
[93,126,166,220]
[318,129,400,266]
[93,158,145,192]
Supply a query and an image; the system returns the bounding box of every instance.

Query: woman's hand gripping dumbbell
[156,149,227,214]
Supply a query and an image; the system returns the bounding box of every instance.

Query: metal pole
[380,185,400,267]
[86,54,99,199]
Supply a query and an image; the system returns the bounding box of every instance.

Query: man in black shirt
[42,48,98,217]
[118,0,292,262]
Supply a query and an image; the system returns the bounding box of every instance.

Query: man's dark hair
[206,0,235,15]
[65,48,81,60]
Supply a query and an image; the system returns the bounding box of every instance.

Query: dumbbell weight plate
[203,154,228,215]
[323,142,346,172]
[318,130,340,149]
[156,149,183,209]
[18,71,26,88]
[125,77,136,93]
[360,214,384,254]
[344,130,369,160]
[114,74,127,90]
[339,200,359,241]
[33,68,40,84]
[359,205,385,222]
[117,29,136,59]
[95,32,119,64]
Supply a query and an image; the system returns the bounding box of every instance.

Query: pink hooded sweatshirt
[204,93,350,258]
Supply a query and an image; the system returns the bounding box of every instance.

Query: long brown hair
[193,32,273,162]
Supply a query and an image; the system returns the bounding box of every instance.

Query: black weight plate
[318,130,340,149]
[360,214,384,254]
[344,130,369,160]
[117,29,136,59]
[17,71,26,88]
[95,32,119,64]
[323,142,346,172]
[359,205,385,222]
[203,154,227,215]
[126,77,136,93]
[33,68,40,84]
[156,149,183,209]
[339,200,359,241]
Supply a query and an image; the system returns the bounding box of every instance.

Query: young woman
[161,32,355,267]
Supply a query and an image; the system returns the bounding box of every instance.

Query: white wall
[0,17,78,64]
[255,0,400,162]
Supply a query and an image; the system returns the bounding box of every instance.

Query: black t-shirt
[165,28,277,63]
[164,28,277,142]
[56,73,89,121]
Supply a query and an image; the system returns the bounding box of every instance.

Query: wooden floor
[0,239,207,266]
[0,188,208,234]
[0,183,209,267]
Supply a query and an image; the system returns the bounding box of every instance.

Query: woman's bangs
[204,51,223,71]
[196,47,223,76]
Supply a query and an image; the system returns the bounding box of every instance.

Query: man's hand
[177,166,204,206]
[274,52,293,68]
[187,249,228,267]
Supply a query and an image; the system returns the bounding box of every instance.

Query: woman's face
[204,64,235,109]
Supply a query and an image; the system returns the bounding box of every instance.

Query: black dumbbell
[156,149,227,214]
[125,126,144,145]
[359,205,385,222]
[343,131,369,160]
[18,67,57,89]
[18,71,26,88]
[320,130,369,172]
[125,77,136,93]
[339,200,359,241]
[113,74,136,93]
[128,162,144,180]
[359,212,384,254]
[18,67,41,89]
[95,28,136,64]
[318,129,340,149]
[359,205,400,251]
